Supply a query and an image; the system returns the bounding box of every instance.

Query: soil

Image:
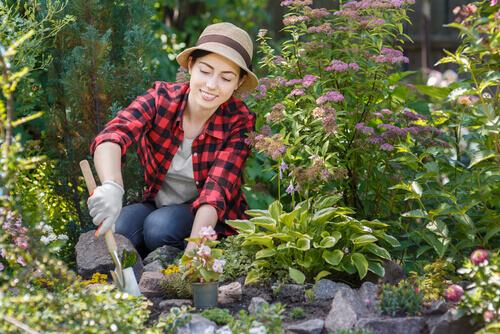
[146,279,327,329]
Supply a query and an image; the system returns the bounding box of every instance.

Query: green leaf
[468,150,500,168]
[402,209,429,219]
[269,201,283,221]
[414,84,452,99]
[485,226,500,242]
[286,238,311,251]
[323,249,343,266]
[313,236,339,248]
[226,220,255,233]
[289,267,306,285]
[245,270,262,285]
[416,245,432,258]
[374,232,400,247]
[255,248,277,259]
[314,270,331,283]
[280,209,299,228]
[243,236,274,248]
[367,261,385,277]
[251,217,277,232]
[352,234,378,246]
[351,253,368,279]
[363,243,391,260]
[268,233,293,242]
[253,260,271,269]
[245,209,271,218]
[312,207,338,225]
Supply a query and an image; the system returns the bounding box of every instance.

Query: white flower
[212,259,226,273]
[197,245,211,257]
[200,226,216,238]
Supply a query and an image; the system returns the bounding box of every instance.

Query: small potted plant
[180,226,226,308]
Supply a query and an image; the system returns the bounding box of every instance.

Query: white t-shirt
[155,136,199,207]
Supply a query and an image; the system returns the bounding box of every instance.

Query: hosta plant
[227,195,399,285]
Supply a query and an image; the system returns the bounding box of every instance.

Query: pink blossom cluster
[1,209,29,269]
[254,85,267,100]
[287,88,306,98]
[374,48,409,64]
[316,91,345,104]
[446,284,464,302]
[283,15,310,26]
[245,126,287,159]
[307,23,333,34]
[304,7,331,19]
[345,0,415,9]
[280,0,313,7]
[266,103,286,124]
[325,60,359,72]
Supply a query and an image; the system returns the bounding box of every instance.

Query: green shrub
[377,280,423,317]
[409,259,457,302]
[159,265,192,299]
[228,302,285,334]
[228,195,399,285]
[200,308,232,326]
[289,307,307,320]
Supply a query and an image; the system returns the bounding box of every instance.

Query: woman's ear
[187,56,194,74]
[238,74,248,90]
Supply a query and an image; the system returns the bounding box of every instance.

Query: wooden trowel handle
[79,160,118,252]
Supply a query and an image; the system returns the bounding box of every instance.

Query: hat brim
[177,46,259,93]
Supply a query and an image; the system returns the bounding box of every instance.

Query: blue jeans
[114,202,194,259]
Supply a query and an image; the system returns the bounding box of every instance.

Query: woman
[87,22,259,258]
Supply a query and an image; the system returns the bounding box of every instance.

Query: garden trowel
[79,159,141,297]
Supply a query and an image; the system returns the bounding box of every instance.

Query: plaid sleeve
[192,111,255,220]
[90,83,159,165]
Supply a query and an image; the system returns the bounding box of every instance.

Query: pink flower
[471,249,488,264]
[0,262,4,271]
[446,284,464,302]
[491,0,498,6]
[484,311,495,322]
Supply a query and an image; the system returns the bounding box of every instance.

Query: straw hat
[176,22,259,93]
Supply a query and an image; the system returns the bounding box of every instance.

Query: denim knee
[143,204,194,251]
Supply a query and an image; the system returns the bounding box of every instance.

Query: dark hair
[189,49,248,80]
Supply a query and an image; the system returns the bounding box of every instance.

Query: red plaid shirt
[90,81,255,235]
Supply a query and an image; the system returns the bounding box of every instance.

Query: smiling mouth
[200,90,217,100]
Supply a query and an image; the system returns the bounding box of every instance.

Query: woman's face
[188,52,247,114]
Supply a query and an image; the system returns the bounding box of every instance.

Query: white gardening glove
[87,181,124,237]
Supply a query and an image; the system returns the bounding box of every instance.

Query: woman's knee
[143,205,194,250]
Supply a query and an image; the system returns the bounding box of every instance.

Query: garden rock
[285,319,324,334]
[75,230,143,282]
[159,299,193,310]
[429,309,481,334]
[218,282,242,304]
[143,259,163,273]
[422,300,448,315]
[324,287,370,332]
[248,297,269,316]
[273,283,306,303]
[171,314,217,334]
[365,259,407,285]
[357,281,379,312]
[355,317,427,334]
[139,271,164,298]
[143,244,183,266]
[312,279,351,306]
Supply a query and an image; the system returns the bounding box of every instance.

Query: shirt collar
[175,84,227,141]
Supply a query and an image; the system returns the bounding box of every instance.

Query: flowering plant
[451,249,500,327]
[180,226,226,283]
[245,0,420,217]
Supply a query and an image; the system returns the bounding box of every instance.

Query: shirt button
[200,134,204,139]
[193,152,198,157]
[195,181,199,185]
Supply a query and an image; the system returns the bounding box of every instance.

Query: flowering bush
[390,0,500,267]
[180,226,226,283]
[453,250,500,327]
[246,0,425,218]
